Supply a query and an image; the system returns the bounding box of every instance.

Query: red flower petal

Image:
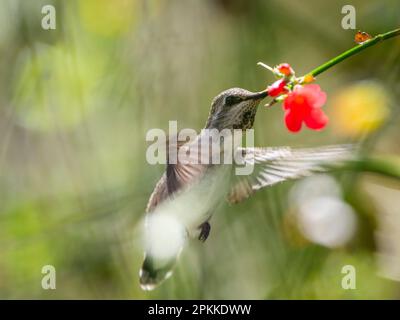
[301,84,327,108]
[283,88,306,110]
[281,84,328,133]
[283,92,295,110]
[285,110,303,132]
[267,79,287,97]
[304,108,329,130]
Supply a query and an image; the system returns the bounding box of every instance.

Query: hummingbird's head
[205,88,268,130]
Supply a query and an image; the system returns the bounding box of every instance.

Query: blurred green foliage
[0,0,400,299]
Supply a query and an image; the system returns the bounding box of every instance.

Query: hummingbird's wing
[228,144,354,204]
[146,155,207,214]
[146,135,209,213]
[165,135,211,195]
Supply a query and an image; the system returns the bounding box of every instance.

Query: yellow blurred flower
[330,81,390,137]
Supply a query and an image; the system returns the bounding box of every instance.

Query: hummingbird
[139,87,353,290]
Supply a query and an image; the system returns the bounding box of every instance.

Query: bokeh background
[0,0,399,299]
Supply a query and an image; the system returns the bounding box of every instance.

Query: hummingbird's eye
[225,95,242,106]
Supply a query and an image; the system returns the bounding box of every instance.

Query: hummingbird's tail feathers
[139,255,177,291]
[140,213,187,290]
[229,144,356,203]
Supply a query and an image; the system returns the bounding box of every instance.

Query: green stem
[331,157,400,182]
[308,28,400,77]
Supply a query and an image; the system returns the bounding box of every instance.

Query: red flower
[276,63,294,76]
[267,79,288,97]
[283,84,328,132]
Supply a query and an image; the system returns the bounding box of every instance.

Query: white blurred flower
[289,175,357,248]
[297,196,357,248]
[289,174,342,206]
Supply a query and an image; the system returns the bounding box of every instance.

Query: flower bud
[302,74,315,84]
[267,79,288,97]
[276,63,294,76]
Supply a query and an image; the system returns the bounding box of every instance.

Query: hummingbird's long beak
[245,90,268,101]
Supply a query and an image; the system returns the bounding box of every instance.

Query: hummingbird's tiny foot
[198,222,211,242]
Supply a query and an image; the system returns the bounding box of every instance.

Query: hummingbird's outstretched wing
[228,144,355,204]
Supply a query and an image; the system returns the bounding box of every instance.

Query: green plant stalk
[308,28,400,77]
[328,157,400,181]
